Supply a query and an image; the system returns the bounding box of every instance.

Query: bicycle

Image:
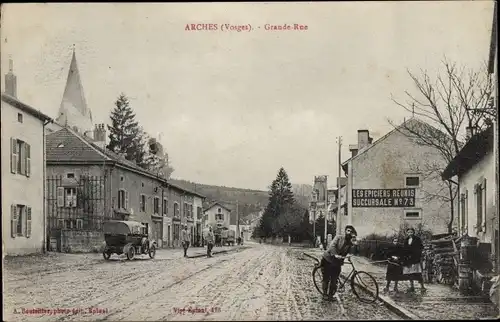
[303,252,379,304]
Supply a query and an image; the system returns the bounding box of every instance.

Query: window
[163,198,168,216]
[11,204,31,238]
[56,187,78,208]
[174,203,179,218]
[16,205,24,235]
[216,213,224,221]
[76,219,83,230]
[120,176,124,181]
[67,173,75,179]
[183,203,188,218]
[404,175,421,187]
[404,209,421,219]
[153,197,160,214]
[65,188,77,207]
[18,113,23,123]
[58,219,65,229]
[475,179,487,232]
[118,189,128,209]
[140,194,146,212]
[218,208,221,213]
[10,138,30,177]
[197,207,202,219]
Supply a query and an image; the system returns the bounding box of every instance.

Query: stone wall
[60,230,105,253]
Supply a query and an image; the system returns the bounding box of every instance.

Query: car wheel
[103,251,111,260]
[126,247,135,260]
[149,245,156,259]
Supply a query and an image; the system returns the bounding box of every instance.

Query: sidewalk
[308,249,498,319]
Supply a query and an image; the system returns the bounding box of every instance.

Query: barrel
[460,236,477,262]
[458,263,473,294]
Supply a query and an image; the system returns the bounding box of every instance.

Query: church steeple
[56,46,93,137]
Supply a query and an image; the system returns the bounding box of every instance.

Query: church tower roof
[55,47,93,136]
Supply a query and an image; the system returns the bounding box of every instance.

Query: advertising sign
[351,188,416,208]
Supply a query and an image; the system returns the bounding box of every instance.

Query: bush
[357,223,434,261]
[358,233,393,261]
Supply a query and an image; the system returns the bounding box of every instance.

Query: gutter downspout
[42,119,52,253]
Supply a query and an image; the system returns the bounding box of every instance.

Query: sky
[1,2,495,191]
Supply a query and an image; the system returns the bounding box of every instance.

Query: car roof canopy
[103,220,145,234]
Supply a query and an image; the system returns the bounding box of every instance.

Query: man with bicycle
[321,225,358,301]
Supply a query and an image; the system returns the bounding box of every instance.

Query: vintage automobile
[102,220,157,260]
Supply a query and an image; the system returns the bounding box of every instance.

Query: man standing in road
[320,225,357,301]
[181,225,191,257]
[205,226,215,258]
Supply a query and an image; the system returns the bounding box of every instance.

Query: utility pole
[337,136,343,236]
[312,208,316,245]
[236,200,240,238]
[324,176,328,244]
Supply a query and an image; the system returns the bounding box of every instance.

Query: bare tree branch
[389,58,495,233]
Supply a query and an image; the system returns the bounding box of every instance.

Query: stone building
[45,126,205,251]
[2,59,53,255]
[442,127,496,273]
[341,119,453,238]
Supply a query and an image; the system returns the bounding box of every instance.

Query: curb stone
[340,273,421,320]
[306,250,419,320]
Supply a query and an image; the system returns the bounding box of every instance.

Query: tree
[389,58,495,233]
[274,203,306,241]
[255,167,296,238]
[314,211,336,245]
[144,136,175,179]
[107,94,148,168]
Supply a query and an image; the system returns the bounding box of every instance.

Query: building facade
[204,202,231,230]
[2,60,53,255]
[443,127,496,267]
[341,119,453,238]
[45,127,204,252]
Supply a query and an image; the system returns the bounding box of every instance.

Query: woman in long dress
[402,228,426,292]
[384,238,404,293]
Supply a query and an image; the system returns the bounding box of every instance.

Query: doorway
[168,225,171,247]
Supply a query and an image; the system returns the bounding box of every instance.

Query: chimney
[465,126,476,140]
[5,58,17,97]
[349,144,358,158]
[357,129,371,150]
[93,124,107,149]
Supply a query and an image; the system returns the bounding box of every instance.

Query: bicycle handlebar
[303,252,353,265]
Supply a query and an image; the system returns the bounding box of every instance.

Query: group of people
[320,225,426,302]
[383,227,426,293]
[180,224,215,258]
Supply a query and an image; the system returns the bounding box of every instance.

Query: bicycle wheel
[312,265,324,295]
[350,271,379,303]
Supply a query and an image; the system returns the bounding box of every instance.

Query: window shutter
[57,187,65,207]
[125,191,129,210]
[26,207,32,238]
[19,142,26,175]
[11,138,17,174]
[11,205,17,238]
[25,143,31,177]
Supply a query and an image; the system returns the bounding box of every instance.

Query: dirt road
[3,244,400,321]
